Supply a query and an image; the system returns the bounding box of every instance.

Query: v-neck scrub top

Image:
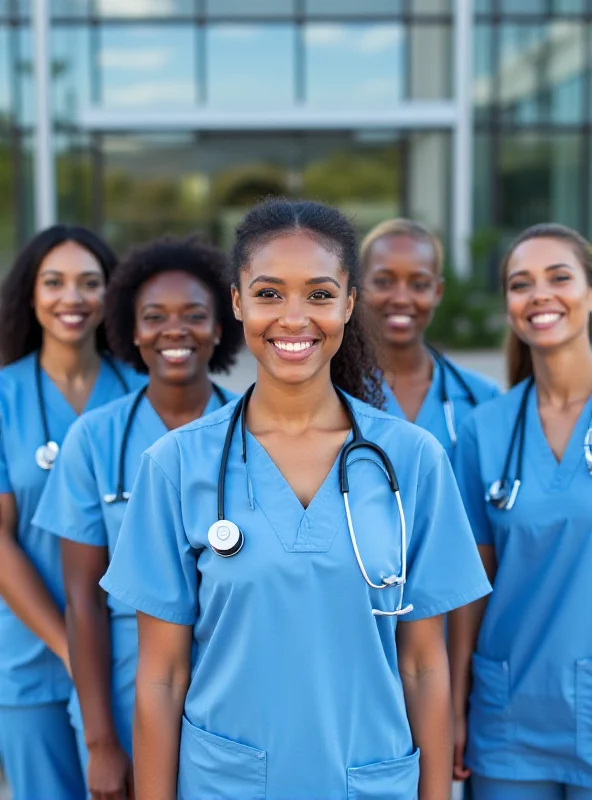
[102,394,491,800]
[0,351,145,707]
[383,359,500,458]
[32,385,234,741]
[454,380,592,789]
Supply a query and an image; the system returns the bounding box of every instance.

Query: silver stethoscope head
[207,520,244,557]
[104,490,131,505]
[485,478,521,511]
[443,399,457,446]
[35,441,59,471]
[585,428,592,475]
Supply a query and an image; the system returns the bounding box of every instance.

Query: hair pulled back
[360,217,443,276]
[231,198,384,408]
[501,222,592,387]
[0,225,118,365]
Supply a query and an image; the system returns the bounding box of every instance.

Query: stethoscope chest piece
[36,441,59,470]
[485,478,520,511]
[207,520,244,558]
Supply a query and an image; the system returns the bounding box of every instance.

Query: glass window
[0,134,15,269]
[406,0,451,13]
[409,23,451,99]
[305,0,403,15]
[305,24,404,109]
[206,25,294,109]
[500,0,545,12]
[56,133,93,226]
[205,0,294,16]
[474,0,494,11]
[52,25,91,123]
[474,23,494,122]
[0,27,10,123]
[15,26,33,127]
[98,25,196,108]
[0,2,10,17]
[94,0,194,17]
[499,133,581,237]
[499,23,544,124]
[51,0,89,17]
[552,0,585,11]
[547,23,584,123]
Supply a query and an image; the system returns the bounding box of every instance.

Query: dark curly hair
[0,225,118,365]
[231,198,384,408]
[104,235,243,374]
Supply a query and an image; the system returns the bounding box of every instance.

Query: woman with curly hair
[33,235,242,800]
[101,198,490,800]
[0,225,143,800]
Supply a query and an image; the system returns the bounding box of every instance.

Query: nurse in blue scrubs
[33,236,242,800]
[452,223,592,799]
[102,198,491,800]
[0,225,143,800]
[361,219,499,456]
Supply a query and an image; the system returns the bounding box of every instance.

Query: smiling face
[33,240,106,349]
[134,270,220,385]
[362,234,443,349]
[231,231,355,387]
[505,237,592,353]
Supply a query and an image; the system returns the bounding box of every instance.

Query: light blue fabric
[102,394,491,800]
[32,385,234,756]
[382,358,500,457]
[454,381,592,789]
[0,701,86,800]
[470,774,592,800]
[0,352,145,707]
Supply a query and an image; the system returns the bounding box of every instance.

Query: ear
[345,287,356,324]
[434,276,444,308]
[231,285,243,322]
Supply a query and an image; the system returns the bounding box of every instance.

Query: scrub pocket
[469,654,510,749]
[576,659,592,767]
[347,747,420,800]
[177,715,267,800]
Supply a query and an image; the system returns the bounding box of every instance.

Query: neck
[146,371,213,429]
[380,339,431,379]
[532,335,592,407]
[40,336,100,381]
[249,366,343,433]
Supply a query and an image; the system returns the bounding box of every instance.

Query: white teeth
[531,313,561,325]
[388,315,412,324]
[272,340,314,352]
[161,348,192,359]
[59,314,84,324]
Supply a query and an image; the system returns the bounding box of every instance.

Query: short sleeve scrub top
[103,394,491,800]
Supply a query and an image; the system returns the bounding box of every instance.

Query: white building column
[32,0,56,229]
[453,0,473,277]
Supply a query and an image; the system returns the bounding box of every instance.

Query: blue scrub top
[382,358,500,457]
[102,394,491,800]
[0,352,145,706]
[32,384,234,733]
[454,380,592,789]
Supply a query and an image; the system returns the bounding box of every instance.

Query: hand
[87,739,134,800]
[452,714,471,782]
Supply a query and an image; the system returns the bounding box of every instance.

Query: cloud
[99,48,173,70]
[105,82,195,107]
[304,25,347,47]
[357,26,402,54]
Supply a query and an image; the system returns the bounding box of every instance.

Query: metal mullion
[295,0,304,105]
[197,17,205,105]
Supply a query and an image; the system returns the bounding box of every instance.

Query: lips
[159,347,195,364]
[386,314,414,329]
[528,311,564,330]
[268,338,318,362]
[56,312,88,328]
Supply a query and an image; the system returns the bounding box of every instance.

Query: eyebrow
[141,301,207,309]
[248,274,341,289]
[39,269,103,277]
[508,263,574,280]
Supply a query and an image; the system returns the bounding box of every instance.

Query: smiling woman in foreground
[102,198,490,800]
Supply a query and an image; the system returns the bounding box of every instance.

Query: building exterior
[0,0,589,278]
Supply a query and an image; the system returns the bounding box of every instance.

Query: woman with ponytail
[101,198,489,800]
[451,224,592,799]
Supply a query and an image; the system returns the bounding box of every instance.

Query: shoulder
[348,394,445,478]
[0,352,37,408]
[215,385,239,404]
[110,359,147,391]
[444,358,502,402]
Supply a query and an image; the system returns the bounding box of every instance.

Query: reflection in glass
[16,26,33,126]
[0,2,9,17]
[305,0,402,15]
[206,25,294,109]
[499,133,581,236]
[56,133,93,226]
[500,0,544,12]
[409,23,451,99]
[205,0,293,16]
[473,23,493,122]
[499,23,544,124]
[305,24,404,109]
[548,23,584,123]
[99,25,195,108]
[552,0,585,10]
[0,27,9,122]
[52,25,91,123]
[51,0,89,17]
[94,0,194,17]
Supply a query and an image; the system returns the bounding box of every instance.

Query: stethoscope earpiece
[207,520,244,558]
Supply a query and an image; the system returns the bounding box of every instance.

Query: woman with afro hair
[33,235,242,800]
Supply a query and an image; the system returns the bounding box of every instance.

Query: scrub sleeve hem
[467,765,592,790]
[403,579,492,621]
[32,518,108,548]
[0,479,12,493]
[99,576,197,626]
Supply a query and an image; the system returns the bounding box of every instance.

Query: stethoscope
[35,353,129,470]
[485,376,592,511]
[207,385,414,617]
[426,344,478,445]
[104,383,227,504]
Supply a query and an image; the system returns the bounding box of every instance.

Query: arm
[0,492,69,670]
[133,612,192,800]
[61,538,133,800]
[397,615,452,800]
[448,545,497,781]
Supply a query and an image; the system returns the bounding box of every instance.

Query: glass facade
[0,0,590,274]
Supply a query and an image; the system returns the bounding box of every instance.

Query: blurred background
[0,0,589,351]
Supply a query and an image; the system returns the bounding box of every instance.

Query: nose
[279,296,308,330]
[61,281,84,305]
[162,318,189,339]
[531,280,554,304]
[388,280,413,307]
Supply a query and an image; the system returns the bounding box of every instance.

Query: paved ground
[0,348,502,800]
